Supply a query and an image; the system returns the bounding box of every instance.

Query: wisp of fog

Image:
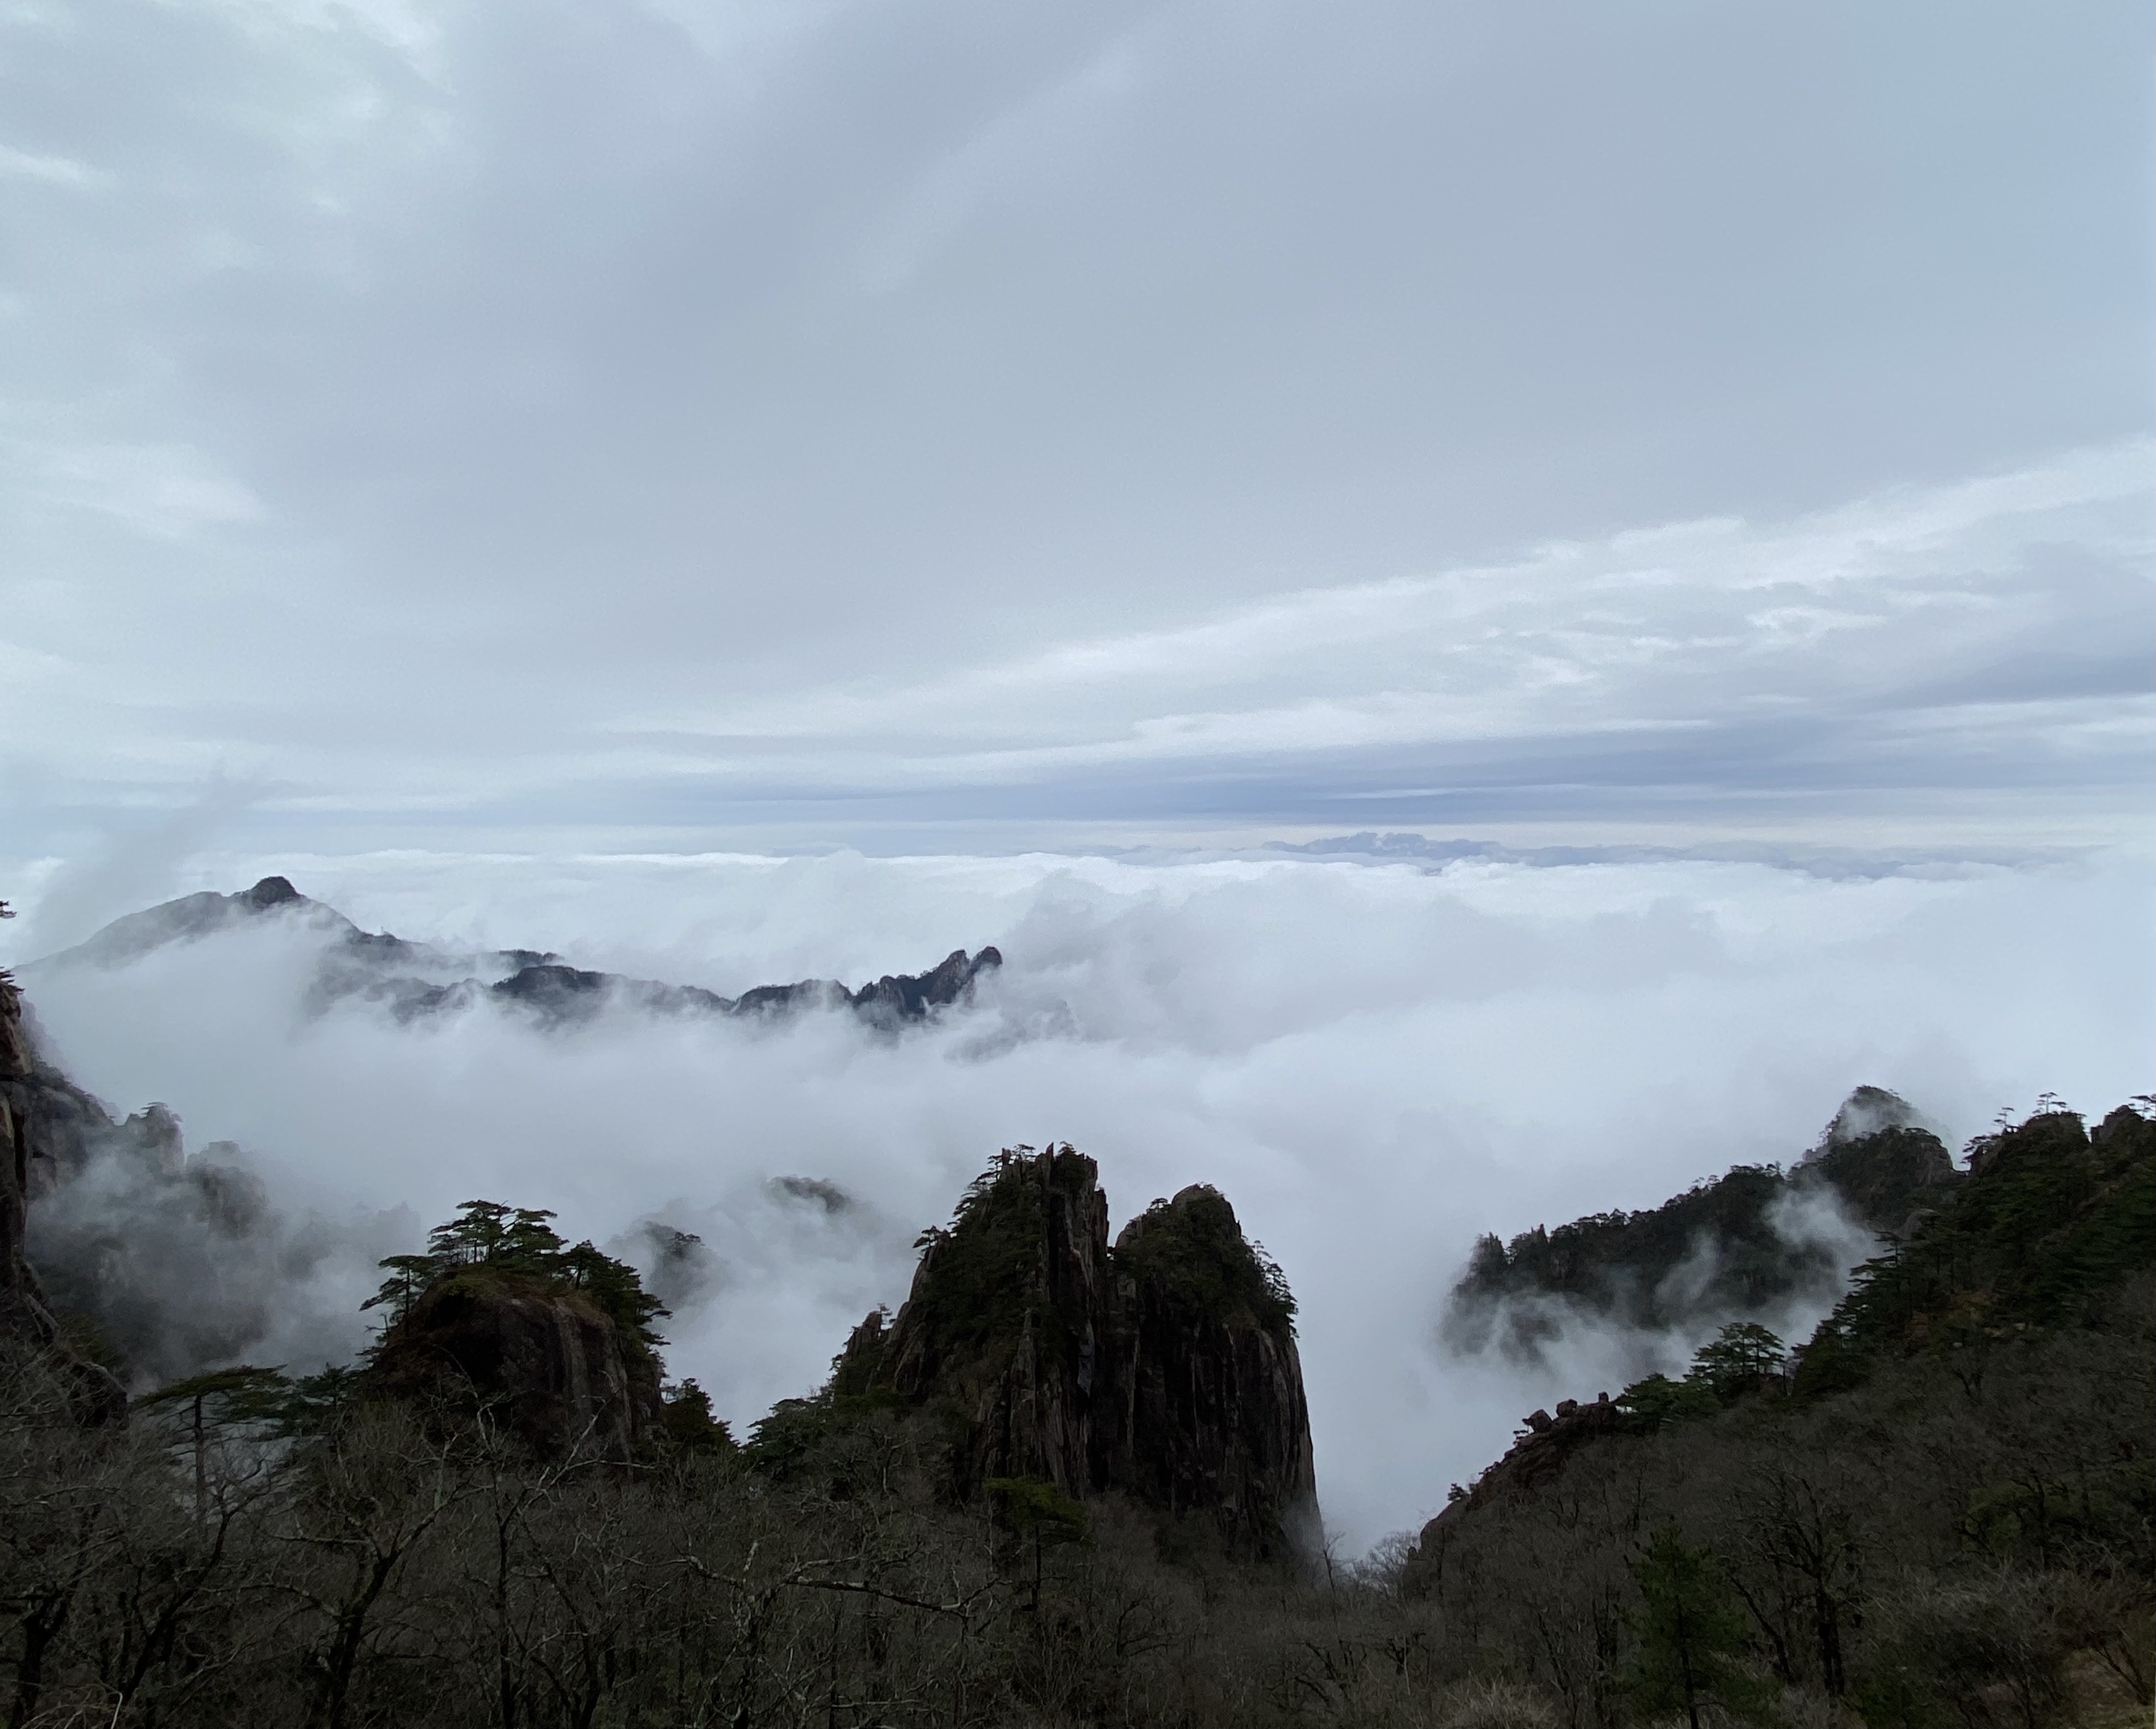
[9,846,2151,1552]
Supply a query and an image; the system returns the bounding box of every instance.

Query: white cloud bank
[13,846,2151,1552]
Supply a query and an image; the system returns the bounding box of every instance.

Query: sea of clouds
[6,844,2151,1553]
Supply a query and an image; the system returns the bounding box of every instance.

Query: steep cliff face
[838,1148,1318,1560]
[1103,1189,1316,1554]
[0,971,298,1390]
[357,1201,671,1462]
[366,1270,663,1461]
[0,974,127,1420]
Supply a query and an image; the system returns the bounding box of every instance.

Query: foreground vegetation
[1412,1103,2155,1729]
[2,1105,2150,1728]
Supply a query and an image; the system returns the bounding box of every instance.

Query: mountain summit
[41,877,1002,1031]
[775,1145,1320,1563]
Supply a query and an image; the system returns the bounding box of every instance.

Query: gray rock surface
[365,1272,661,1462]
[0,971,127,1420]
[839,1147,1319,1561]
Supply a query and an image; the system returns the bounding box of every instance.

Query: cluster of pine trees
[3,1105,2151,1726]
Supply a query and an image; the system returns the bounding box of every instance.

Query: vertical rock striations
[0,971,126,1420]
[1102,1185,1317,1556]
[839,1146,1318,1560]
[365,1270,663,1462]
[358,1202,669,1463]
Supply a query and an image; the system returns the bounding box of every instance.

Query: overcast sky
[3,0,2151,858]
[5,9,2153,1544]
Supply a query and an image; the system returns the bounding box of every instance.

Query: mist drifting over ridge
[8,843,2150,1552]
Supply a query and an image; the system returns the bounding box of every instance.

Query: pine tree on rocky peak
[362,1199,668,1356]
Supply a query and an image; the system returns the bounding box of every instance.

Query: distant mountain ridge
[1264,830,2082,879]
[38,875,1002,1031]
[1442,1086,1958,1364]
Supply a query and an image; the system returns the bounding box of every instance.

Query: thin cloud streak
[596,446,2153,819]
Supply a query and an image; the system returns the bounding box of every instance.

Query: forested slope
[1409,1103,2156,1728]
[5,906,2149,1729]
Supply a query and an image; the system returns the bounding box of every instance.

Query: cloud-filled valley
[10,844,2149,1551]
[2,5,2149,1715]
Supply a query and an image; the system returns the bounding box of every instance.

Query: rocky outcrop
[365,1271,662,1461]
[1792,1113,1957,1240]
[1442,1087,1959,1361]
[0,973,127,1421]
[1405,1392,1628,1587]
[37,877,1002,1031]
[837,1147,1318,1561]
[2,954,304,1395]
[1810,1082,1929,1150]
[1099,1188,1318,1553]
[844,948,1003,1029]
[26,1109,297,1391]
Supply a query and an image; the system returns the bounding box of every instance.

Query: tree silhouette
[1684,1321,1787,1399]
[1624,1523,1775,1729]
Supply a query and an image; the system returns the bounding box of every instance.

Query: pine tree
[1684,1321,1787,1399]
[1624,1523,1775,1728]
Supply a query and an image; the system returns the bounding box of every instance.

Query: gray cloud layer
[2,0,2149,852]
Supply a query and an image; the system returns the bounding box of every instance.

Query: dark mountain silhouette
[762,1145,1320,1562]
[6,915,2150,1729]
[1441,1086,1958,1363]
[1404,1098,2155,1721]
[0,968,126,1421]
[40,876,1002,1030]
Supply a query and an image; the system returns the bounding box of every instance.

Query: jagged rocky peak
[835,1146,1318,1561]
[42,876,1002,1031]
[1808,1083,1930,1154]
[1793,1087,1956,1239]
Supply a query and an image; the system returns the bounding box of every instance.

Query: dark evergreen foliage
[1624,1523,1778,1727]
[1447,1113,1960,1360]
[656,1378,735,1454]
[1797,1104,2156,1399]
[1460,1165,1799,1309]
[6,1095,2151,1725]
[361,1197,668,1360]
[902,1146,1096,1367]
[1113,1186,1297,1334]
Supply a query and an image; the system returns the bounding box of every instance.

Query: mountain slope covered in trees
[1442,1087,1957,1364]
[1409,1101,2155,1728]
[4,909,2152,1727]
